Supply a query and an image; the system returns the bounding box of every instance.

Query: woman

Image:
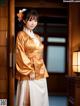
[16,9,49,106]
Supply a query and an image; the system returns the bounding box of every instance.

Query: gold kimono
[16,31,49,80]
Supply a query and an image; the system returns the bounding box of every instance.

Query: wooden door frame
[8,0,15,106]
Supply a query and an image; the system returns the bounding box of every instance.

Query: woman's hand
[30,71,35,80]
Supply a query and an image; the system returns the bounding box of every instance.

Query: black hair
[16,9,39,35]
[25,9,39,22]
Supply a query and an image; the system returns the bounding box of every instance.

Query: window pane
[73,52,77,65]
[78,52,80,65]
[47,46,65,73]
[73,66,77,72]
[78,66,80,72]
[48,37,66,43]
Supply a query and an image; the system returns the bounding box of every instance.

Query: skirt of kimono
[16,78,49,106]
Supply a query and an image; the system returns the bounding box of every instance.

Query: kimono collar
[23,27,35,38]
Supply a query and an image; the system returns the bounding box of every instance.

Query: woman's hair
[25,9,39,22]
[16,9,39,33]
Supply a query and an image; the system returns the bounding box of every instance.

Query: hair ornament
[19,8,27,13]
[17,8,27,21]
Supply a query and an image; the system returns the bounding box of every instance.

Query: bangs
[28,15,38,21]
[25,9,39,22]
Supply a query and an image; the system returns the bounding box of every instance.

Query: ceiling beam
[15,1,67,8]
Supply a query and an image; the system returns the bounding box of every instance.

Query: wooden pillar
[9,0,15,106]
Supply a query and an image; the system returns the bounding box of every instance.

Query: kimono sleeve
[16,32,34,76]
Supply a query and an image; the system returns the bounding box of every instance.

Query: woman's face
[25,16,38,31]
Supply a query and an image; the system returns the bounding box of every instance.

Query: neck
[24,27,32,32]
[23,27,34,37]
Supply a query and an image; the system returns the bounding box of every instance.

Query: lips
[30,26,34,28]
